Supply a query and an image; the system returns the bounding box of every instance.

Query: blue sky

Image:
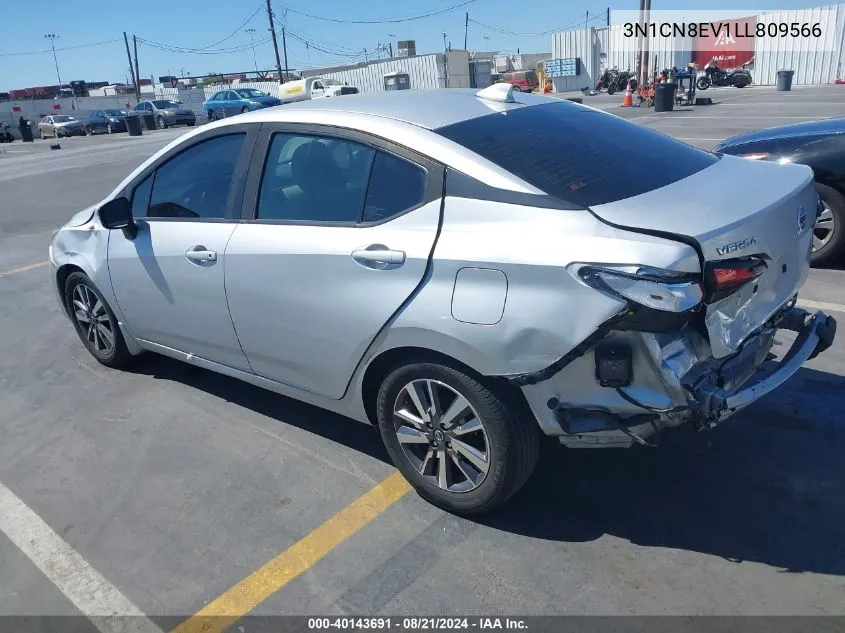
[0,0,831,91]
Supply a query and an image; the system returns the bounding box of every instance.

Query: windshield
[235,89,268,98]
[436,102,718,207]
[152,100,181,108]
[53,116,74,122]
[104,109,126,116]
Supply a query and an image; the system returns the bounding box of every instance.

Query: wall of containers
[550,3,845,92]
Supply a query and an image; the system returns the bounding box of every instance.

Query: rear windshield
[436,102,718,207]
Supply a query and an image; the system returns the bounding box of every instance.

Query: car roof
[239,88,564,130]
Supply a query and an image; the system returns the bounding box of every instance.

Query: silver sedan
[49,86,837,514]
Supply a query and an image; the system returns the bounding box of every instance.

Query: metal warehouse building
[550,3,845,91]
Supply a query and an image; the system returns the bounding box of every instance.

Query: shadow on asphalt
[126,354,392,464]
[130,356,844,575]
[485,366,845,576]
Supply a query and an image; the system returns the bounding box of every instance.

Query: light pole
[245,28,258,73]
[44,34,64,97]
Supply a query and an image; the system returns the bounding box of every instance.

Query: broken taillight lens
[706,259,768,302]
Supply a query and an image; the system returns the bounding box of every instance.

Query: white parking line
[0,481,164,633]
[798,299,845,314]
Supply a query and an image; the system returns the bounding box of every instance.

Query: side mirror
[98,197,137,239]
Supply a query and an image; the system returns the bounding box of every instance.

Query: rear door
[224,124,444,399]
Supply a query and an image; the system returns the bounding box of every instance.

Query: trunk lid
[589,155,817,357]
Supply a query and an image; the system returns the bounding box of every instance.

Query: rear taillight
[569,264,703,313]
[705,259,767,302]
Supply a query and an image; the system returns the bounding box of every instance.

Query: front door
[225,128,444,399]
[107,131,253,370]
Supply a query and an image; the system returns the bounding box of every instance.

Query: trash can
[125,114,143,136]
[19,123,34,143]
[777,69,794,91]
[654,82,677,112]
[142,114,156,131]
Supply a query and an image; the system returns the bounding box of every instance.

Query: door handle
[185,246,217,264]
[351,245,406,267]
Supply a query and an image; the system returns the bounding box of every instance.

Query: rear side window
[436,102,718,207]
[363,152,427,223]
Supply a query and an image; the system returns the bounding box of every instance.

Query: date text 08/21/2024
[307,617,528,630]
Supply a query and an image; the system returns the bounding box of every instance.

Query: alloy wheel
[71,283,115,355]
[813,202,835,252]
[392,379,490,493]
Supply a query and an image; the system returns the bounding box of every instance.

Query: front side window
[211,92,224,101]
[436,101,718,207]
[257,133,374,222]
[152,100,180,108]
[133,103,144,111]
[145,134,246,219]
[362,152,427,223]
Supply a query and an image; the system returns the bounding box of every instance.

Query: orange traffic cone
[621,79,634,107]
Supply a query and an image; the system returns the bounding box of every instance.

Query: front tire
[64,272,132,368]
[157,116,167,129]
[696,76,711,90]
[812,182,845,267]
[241,106,250,114]
[376,362,539,515]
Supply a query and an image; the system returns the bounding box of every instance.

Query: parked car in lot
[499,70,539,92]
[132,100,196,129]
[85,109,128,135]
[714,117,845,267]
[38,115,85,138]
[49,85,836,514]
[203,88,282,121]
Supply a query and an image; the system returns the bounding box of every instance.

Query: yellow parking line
[0,261,48,278]
[170,471,412,633]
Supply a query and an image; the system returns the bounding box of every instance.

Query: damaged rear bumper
[687,308,836,424]
[515,307,836,447]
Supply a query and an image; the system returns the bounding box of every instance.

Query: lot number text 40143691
[307,617,529,630]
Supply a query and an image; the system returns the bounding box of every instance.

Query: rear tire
[376,362,539,515]
[812,182,845,267]
[64,272,132,368]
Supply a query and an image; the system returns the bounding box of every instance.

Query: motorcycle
[595,68,637,95]
[0,123,14,143]
[696,59,752,90]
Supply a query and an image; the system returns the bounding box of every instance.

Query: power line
[469,10,607,37]
[279,0,478,24]
[201,2,264,50]
[136,36,273,55]
[274,18,365,58]
[0,38,121,57]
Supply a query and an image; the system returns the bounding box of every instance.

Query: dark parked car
[85,109,128,135]
[132,100,196,129]
[714,117,845,266]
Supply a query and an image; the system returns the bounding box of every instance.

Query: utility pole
[281,27,289,77]
[586,10,589,30]
[246,28,258,73]
[133,35,141,98]
[388,33,396,57]
[123,32,139,103]
[464,12,469,50]
[44,34,64,96]
[266,0,284,81]
[607,7,610,26]
[305,41,311,67]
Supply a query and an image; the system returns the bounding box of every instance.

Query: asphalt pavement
[0,87,844,629]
